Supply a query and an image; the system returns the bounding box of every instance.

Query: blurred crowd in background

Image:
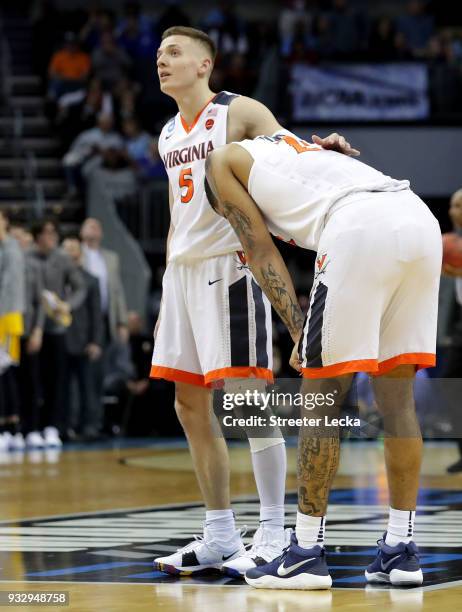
[0,211,176,452]
[27,0,462,200]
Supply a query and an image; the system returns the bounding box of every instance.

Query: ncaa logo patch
[205,118,215,130]
[165,119,175,139]
[165,118,175,140]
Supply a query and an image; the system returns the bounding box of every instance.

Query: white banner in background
[291,63,429,121]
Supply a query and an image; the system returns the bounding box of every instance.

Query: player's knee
[174,396,197,429]
[371,365,416,414]
[375,364,416,379]
[174,385,211,430]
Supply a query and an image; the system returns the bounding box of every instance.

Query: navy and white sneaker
[154,526,246,576]
[245,532,332,590]
[365,533,423,586]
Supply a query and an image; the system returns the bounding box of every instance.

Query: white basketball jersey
[158,91,242,262]
[237,133,410,251]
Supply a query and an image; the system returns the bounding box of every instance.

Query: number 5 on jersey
[179,168,194,203]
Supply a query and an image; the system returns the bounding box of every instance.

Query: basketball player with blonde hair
[151,26,358,576]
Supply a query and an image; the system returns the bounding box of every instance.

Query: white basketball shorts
[299,189,442,378]
[151,252,273,387]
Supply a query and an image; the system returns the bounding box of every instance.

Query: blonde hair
[161,26,217,62]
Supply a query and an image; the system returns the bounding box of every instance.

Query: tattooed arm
[221,199,304,342]
[205,148,304,343]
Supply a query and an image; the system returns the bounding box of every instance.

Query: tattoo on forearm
[260,263,304,337]
[297,434,340,515]
[222,201,256,251]
[222,199,303,338]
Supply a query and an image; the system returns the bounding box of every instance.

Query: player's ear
[198,57,212,77]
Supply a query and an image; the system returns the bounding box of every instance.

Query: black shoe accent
[253,556,268,566]
[447,458,462,473]
[182,550,200,567]
[222,550,239,561]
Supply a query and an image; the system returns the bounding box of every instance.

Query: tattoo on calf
[297,434,340,515]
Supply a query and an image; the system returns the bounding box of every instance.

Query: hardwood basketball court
[0,441,461,611]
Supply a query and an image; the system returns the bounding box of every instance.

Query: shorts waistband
[168,251,242,266]
[324,187,412,227]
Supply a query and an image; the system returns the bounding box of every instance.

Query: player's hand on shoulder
[312,133,360,157]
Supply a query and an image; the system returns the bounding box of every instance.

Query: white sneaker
[154,526,246,576]
[2,432,13,450]
[8,432,25,451]
[45,449,61,464]
[27,450,44,464]
[43,427,62,448]
[222,525,292,577]
[0,433,8,453]
[25,431,45,448]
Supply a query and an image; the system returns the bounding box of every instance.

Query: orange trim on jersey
[150,365,207,387]
[372,352,436,377]
[205,367,274,385]
[302,359,378,379]
[180,95,216,134]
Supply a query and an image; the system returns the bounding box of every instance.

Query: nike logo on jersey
[277,557,316,577]
[381,554,402,571]
[208,279,223,286]
[222,550,239,561]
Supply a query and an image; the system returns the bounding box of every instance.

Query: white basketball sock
[296,512,326,549]
[385,507,415,546]
[259,504,285,528]
[205,509,236,547]
[250,440,286,529]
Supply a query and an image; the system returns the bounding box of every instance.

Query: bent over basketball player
[206,133,441,589]
[150,26,359,577]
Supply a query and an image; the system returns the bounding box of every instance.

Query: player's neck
[175,84,215,126]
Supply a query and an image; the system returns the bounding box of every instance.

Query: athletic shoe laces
[176,535,205,553]
[244,526,290,560]
[177,525,247,555]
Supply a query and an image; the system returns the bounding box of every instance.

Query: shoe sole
[221,565,245,578]
[154,561,223,576]
[365,569,423,586]
[245,573,332,590]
